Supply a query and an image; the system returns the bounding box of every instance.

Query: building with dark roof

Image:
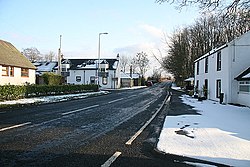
[61,57,121,89]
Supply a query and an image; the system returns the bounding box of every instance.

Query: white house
[0,39,36,85]
[194,31,250,107]
[61,56,121,89]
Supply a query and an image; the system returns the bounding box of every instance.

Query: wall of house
[228,33,250,104]
[194,31,250,105]
[67,70,96,85]
[237,92,250,107]
[99,70,118,89]
[0,66,35,85]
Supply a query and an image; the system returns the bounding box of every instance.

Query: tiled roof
[0,39,36,69]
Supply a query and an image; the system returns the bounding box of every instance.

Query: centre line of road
[128,95,137,98]
[101,151,122,167]
[108,98,124,104]
[61,104,99,116]
[0,122,32,132]
[126,94,170,145]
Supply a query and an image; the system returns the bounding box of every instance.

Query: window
[76,76,81,82]
[239,81,250,93]
[216,79,221,98]
[102,77,107,85]
[90,76,95,84]
[10,67,14,76]
[2,66,9,76]
[196,62,199,75]
[205,57,208,73]
[217,51,221,71]
[21,68,29,77]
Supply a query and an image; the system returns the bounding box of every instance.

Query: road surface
[0,82,192,167]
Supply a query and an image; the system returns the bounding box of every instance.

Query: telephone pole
[58,35,62,75]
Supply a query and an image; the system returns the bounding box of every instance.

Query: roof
[0,39,36,69]
[120,71,132,79]
[62,58,119,70]
[184,77,194,82]
[34,62,58,72]
[235,67,250,81]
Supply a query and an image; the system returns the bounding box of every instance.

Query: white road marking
[0,111,6,114]
[126,94,170,145]
[61,104,99,116]
[101,151,122,167]
[0,122,32,132]
[128,95,137,98]
[108,98,124,104]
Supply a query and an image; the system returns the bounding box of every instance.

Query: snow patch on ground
[157,94,250,167]
[0,91,109,106]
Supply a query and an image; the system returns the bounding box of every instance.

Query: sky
[0,0,200,75]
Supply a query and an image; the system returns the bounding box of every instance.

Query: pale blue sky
[0,0,199,73]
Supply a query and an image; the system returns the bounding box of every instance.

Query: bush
[42,72,63,85]
[0,84,98,101]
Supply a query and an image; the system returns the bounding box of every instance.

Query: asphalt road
[0,82,194,167]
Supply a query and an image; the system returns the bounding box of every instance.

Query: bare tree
[133,52,149,77]
[44,51,56,62]
[119,54,130,72]
[155,0,250,13]
[22,47,42,62]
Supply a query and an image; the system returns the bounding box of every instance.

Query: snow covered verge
[157,94,250,167]
[0,91,109,106]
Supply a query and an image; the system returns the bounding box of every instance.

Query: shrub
[0,84,98,101]
[42,72,63,85]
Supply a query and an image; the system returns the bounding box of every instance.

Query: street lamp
[97,32,108,89]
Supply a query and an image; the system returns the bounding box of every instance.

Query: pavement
[155,89,250,167]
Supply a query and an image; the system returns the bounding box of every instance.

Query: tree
[155,0,250,13]
[44,51,56,62]
[160,10,249,86]
[22,47,42,62]
[133,52,149,77]
[119,54,130,72]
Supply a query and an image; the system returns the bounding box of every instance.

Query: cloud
[139,24,164,39]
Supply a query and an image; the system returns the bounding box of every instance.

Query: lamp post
[97,32,108,89]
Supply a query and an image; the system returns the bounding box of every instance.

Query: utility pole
[58,35,62,75]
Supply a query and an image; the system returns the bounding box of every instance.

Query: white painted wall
[67,70,96,85]
[0,66,35,85]
[194,31,250,106]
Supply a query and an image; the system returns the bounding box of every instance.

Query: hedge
[0,84,98,101]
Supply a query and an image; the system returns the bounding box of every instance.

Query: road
[0,82,191,167]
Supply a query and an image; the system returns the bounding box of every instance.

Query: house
[33,61,58,84]
[0,39,36,85]
[235,67,250,107]
[194,31,250,106]
[61,56,120,89]
[184,77,194,90]
[120,71,133,87]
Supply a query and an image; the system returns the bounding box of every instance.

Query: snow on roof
[235,66,250,81]
[184,77,194,82]
[243,73,250,78]
[36,62,57,72]
[120,71,132,79]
